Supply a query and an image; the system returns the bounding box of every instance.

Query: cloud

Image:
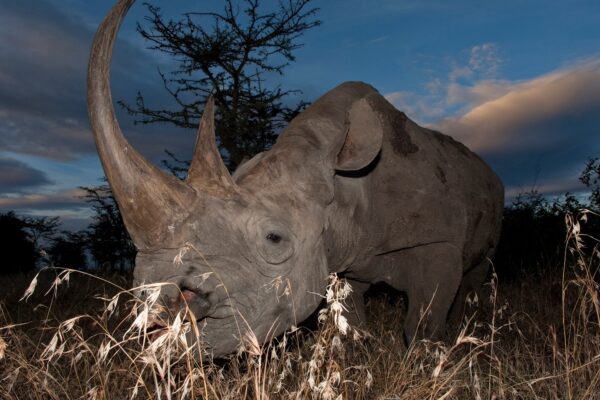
[369,36,389,44]
[0,1,95,159]
[0,0,222,226]
[446,80,513,107]
[0,189,88,212]
[386,43,506,125]
[437,62,600,154]
[437,61,600,197]
[386,48,600,199]
[0,156,53,195]
[448,43,502,84]
[468,43,502,79]
[385,91,447,122]
[0,0,193,162]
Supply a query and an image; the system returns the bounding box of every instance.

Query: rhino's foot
[402,243,462,343]
[448,256,491,326]
[363,242,463,344]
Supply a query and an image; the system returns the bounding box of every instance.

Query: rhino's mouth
[179,288,212,319]
[145,287,236,340]
[145,318,169,340]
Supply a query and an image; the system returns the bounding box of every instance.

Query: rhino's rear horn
[186,96,237,195]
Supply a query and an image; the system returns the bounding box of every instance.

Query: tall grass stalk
[0,212,598,398]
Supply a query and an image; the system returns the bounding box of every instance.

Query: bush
[0,212,36,275]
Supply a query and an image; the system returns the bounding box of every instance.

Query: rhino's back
[337,93,504,272]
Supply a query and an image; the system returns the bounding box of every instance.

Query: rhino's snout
[135,276,216,323]
[155,283,216,322]
[179,288,212,320]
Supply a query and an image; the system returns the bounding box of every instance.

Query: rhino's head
[88,0,384,356]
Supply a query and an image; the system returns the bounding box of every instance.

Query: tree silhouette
[24,215,60,254]
[493,156,600,281]
[580,157,600,210]
[0,211,36,274]
[119,0,320,170]
[48,232,87,270]
[494,190,569,280]
[80,185,136,273]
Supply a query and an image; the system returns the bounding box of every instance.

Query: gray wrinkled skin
[134,185,330,356]
[133,83,503,355]
[89,0,503,358]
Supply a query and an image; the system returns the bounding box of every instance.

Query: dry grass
[1,212,599,399]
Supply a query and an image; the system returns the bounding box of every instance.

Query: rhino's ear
[335,96,383,171]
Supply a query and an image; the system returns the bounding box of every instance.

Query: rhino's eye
[266,232,282,244]
[254,222,294,265]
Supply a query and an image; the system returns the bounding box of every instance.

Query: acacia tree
[48,232,87,270]
[120,0,320,170]
[580,157,600,210]
[24,215,60,253]
[0,211,36,274]
[81,185,136,273]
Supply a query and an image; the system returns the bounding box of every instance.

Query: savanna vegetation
[0,196,599,399]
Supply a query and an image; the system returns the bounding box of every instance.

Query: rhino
[88,0,504,356]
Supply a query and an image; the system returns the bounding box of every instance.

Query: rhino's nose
[134,278,213,321]
[179,288,212,320]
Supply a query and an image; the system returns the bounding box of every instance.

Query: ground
[0,222,599,399]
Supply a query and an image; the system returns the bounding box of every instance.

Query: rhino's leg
[373,242,462,343]
[448,257,491,326]
[344,279,370,327]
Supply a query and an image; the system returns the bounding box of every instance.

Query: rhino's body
[88,0,503,356]
[235,84,503,338]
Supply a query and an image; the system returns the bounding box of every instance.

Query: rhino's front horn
[87,0,196,249]
[186,96,237,195]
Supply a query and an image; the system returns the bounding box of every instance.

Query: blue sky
[1,0,599,231]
